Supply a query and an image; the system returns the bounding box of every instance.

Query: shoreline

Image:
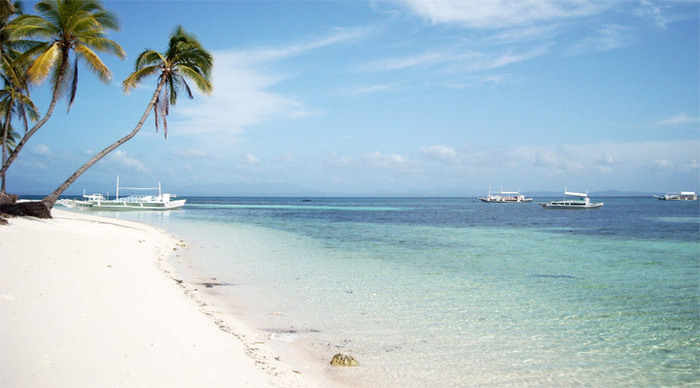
[0,209,329,387]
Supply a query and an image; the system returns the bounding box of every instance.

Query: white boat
[479,187,532,203]
[58,177,186,211]
[539,190,603,209]
[653,192,698,201]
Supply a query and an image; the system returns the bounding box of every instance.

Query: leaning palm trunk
[41,79,166,211]
[1,110,11,193]
[0,57,68,178]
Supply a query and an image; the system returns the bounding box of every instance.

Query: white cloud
[422,140,698,186]
[392,0,608,29]
[329,151,421,173]
[236,26,371,65]
[654,159,673,169]
[421,145,457,162]
[30,144,51,156]
[359,51,453,72]
[342,82,405,96]
[633,0,687,29]
[657,113,700,126]
[567,24,635,55]
[243,153,260,164]
[358,45,549,75]
[174,149,208,159]
[174,27,371,138]
[108,150,148,173]
[361,151,417,172]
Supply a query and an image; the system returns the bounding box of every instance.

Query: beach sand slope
[0,210,318,387]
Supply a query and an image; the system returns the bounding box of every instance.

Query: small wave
[531,274,578,279]
[186,203,406,211]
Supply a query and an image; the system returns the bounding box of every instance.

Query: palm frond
[80,36,126,59]
[178,65,213,95]
[74,44,111,82]
[134,50,164,71]
[26,42,59,83]
[6,15,57,40]
[122,65,159,92]
[67,56,77,111]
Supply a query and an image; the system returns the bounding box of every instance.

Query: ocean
[72,197,699,387]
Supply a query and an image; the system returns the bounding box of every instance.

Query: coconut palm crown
[123,25,213,139]
[0,0,125,180]
[8,0,125,109]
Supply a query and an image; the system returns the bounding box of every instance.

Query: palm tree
[0,0,37,196]
[1,55,39,193]
[0,0,125,180]
[41,25,213,211]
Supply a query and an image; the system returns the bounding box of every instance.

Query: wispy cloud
[656,113,700,126]
[567,24,635,55]
[30,144,51,156]
[235,26,371,65]
[242,153,260,164]
[633,0,693,29]
[322,139,698,193]
[358,45,549,74]
[174,26,372,138]
[342,82,406,96]
[391,0,608,29]
[174,149,208,159]
[421,145,458,162]
[108,150,148,173]
[328,151,422,174]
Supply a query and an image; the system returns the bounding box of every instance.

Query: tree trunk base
[0,201,52,219]
[0,192,18,205]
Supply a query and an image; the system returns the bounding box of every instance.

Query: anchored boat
[653,192,697,201]
[539,190,603,209]
[479,187,532,203]
[58,177,186,211]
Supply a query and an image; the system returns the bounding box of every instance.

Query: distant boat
[539,189,603,209]
[58,176,186,211]
[479,187,532,203]
[653,192,698,201]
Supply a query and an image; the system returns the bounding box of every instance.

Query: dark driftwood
[0,201,52,219]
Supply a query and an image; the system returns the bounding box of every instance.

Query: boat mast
[116,176,120,200]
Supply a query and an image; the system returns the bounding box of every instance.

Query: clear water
[81,197,700,387]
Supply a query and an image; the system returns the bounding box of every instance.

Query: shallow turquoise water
[83,197,700,387]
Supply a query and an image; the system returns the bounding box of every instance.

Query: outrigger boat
[479,187,532,203]
[653,192,697,201]
[539,189,603,209]
[58,176,186,211]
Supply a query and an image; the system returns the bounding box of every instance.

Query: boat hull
[539,201,603,209]
[479,197,533,203]
[61,199,186,211]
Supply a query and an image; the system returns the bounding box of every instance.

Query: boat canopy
[564,190,588,197]
[115,176,162,200]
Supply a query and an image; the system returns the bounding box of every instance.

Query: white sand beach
[0,209,328,387]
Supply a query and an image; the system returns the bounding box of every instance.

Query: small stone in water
[330,353,359,367]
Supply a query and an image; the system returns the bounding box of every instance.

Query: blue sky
[8,0,699,196]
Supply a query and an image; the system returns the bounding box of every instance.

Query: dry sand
[0,209,328,387]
